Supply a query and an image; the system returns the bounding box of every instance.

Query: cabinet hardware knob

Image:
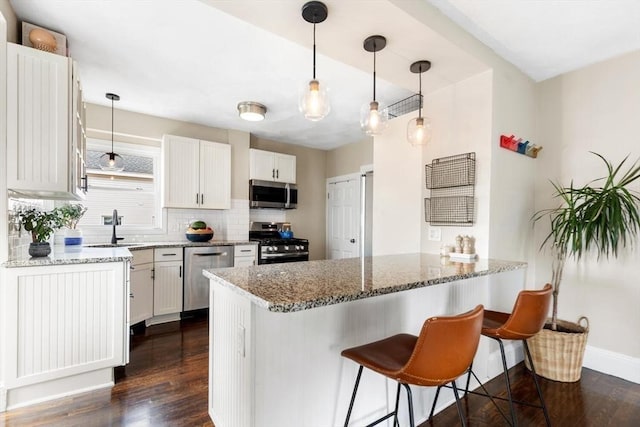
[350,238,356,243]
[129,293,134,299]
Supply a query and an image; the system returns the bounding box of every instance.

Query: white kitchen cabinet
[250,148,296,183]
[162,134,231,209]
[130,249,154,325]
[1,261,128,409]
[6,43,87,200]
[234,244,257,267]
[152,248,183,317]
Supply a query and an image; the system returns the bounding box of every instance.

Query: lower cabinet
[234,244,257,267]
[1,261,128,410]
[130,249,154,325]
[152,248,183,317]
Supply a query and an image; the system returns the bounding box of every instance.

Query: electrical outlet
[428,227,442,241]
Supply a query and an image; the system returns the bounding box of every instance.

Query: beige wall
[325,138,373,178]
[0,0,17,42]
[535,50,640,359]
[86,103,249,200]
[250,137,327,261]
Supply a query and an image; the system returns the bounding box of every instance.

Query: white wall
[535,50,640,359]
[372,115,423,255]
[420,71,493,257]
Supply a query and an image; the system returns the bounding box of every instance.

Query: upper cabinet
[6,43,87,200]
[162,134,231,209]
[249,148,296,184]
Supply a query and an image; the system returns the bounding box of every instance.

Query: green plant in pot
[18,207,65,257]
[57,203,87,246]
[531,152,640,382]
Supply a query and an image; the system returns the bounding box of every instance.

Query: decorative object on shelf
[186,220,214,242]
[58,203,88,247]
[237,101,267,121]
[360,35,389,136]
[530,152,640,382]
[99,93,124,171]
[406,60,433,146]
[299,1,330,121]
[22,22,67,56]
[17,207,65,257]
[500,134,542,158]
[424,152,476,226]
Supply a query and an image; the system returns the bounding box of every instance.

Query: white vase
[64,228,83,246]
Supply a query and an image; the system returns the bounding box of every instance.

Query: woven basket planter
[525,317,589,382]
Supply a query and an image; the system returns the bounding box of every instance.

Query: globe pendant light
[299,1,330,121]
[407,60,433,146]
[360,35,389,136]
[99,93,124,171]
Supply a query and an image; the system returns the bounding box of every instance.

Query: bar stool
[341,305,484,427]
[430,284,552,426]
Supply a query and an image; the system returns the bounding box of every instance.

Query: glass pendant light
[99,93,124,171]
[299,1,330,121]
[360,35,389,136]
[407,60,433,146]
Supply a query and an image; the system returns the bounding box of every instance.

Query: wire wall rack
[424,152,476,226]
[387,93,422,119]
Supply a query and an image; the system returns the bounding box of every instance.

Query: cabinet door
[153,260,183,316]
[200,140,231,209]
[162,134,200,208]
[130,263,154,325]
[249,149,277,181]
[7,43,71,195]
[234,245,257,267]
[275,153,296,183]
[71,62,87,199]
[234,257,256,267]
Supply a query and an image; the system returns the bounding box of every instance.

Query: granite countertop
[3,246,133,268]
[86,240,257,251]
[204,253,527,313]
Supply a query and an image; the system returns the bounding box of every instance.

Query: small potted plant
[18,207,65,257]
[57,203,87,246]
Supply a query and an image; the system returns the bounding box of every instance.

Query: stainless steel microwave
[249,179,298,209]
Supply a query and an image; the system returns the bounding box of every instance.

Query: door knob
[350,238,356,243]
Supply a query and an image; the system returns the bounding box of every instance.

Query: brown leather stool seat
[341,305,484,427]
[431,284,553,426]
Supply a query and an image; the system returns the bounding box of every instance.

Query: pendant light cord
[312,19,317,80]
[418,64,422,119]
[372,44,377,102]
[111,96,115,152]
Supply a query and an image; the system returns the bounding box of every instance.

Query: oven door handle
[261,252,309,258]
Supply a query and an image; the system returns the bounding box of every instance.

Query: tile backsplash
[7,198,51,260]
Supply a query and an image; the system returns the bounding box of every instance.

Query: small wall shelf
[424,152,476,226]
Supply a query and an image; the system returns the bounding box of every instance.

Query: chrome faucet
[111,209,124,245]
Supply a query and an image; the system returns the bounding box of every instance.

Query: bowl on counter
[185,232,214,242]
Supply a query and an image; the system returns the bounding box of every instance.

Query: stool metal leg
[392,382,401,427]
[428,385,442,420]
[464,362,474,396]
[523,341,551,427]
[401,383,415,427]
[496,338,518,426]
[451,381,467,427]
[344,365,363,427]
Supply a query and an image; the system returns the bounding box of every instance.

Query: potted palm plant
[530,152,640,382]
[57,203,88,246]
[18,207,65,257]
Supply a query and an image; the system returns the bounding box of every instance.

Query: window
[78,139,162,232]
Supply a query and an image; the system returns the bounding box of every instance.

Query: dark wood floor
[1,316,639,426]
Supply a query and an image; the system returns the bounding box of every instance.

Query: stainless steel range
[249,222,309,264]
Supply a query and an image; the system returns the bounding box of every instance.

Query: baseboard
[583,345,640,384]
[0,385,6,412]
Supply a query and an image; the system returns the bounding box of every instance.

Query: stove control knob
[295,245,301,250]
[271,246,277,251]
[284,246,289,251]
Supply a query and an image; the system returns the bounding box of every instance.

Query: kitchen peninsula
[205,254,527,427]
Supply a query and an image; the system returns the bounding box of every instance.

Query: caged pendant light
[299,1,330,121]
[407,60,433,146]
[99,93,124,171]
[360,35,389,136]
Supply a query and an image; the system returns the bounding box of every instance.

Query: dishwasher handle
[193,252,228,257]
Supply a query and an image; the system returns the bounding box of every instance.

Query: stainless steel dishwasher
[184,246,233,311]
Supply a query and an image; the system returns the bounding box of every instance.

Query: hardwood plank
[1,316,639,426]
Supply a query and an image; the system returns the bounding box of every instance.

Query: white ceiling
[9,0,640,150]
